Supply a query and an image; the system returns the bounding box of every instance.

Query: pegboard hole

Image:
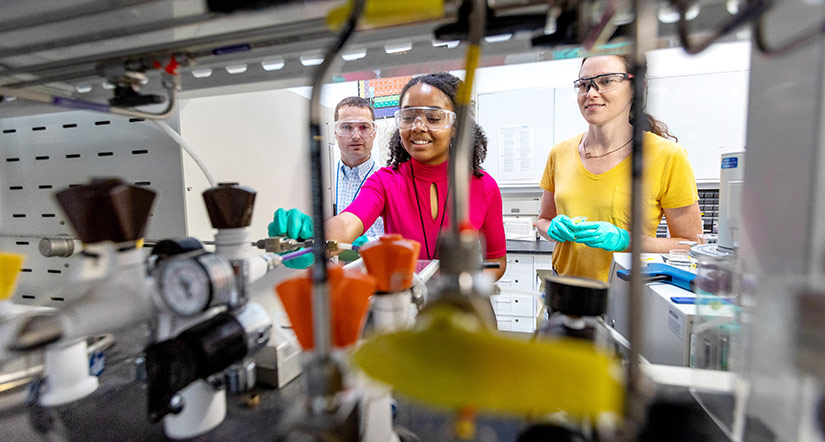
[5,158,20,162]
[15,241,29,245]
[135,181,151,186]
[21,295,35,299]
[94,120,111,126]
[9,186,23,190]
[66,154,81,159]
[98,151,114,157]
[38,185,53,189]
[32,126,46,131]
[129,118,145,123]
[12,214,26,218]
[68,184,82,188]
[2,129,16,134]
[50,297,64,302]
[47,269,61,274]
[20,269,32,273]
[41,214,56,218]
[35,156,50,161]
[62,124,77,129]
[132,149,149,155]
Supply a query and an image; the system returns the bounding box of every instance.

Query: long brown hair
[582,54,677,141]
[387,72,488,178]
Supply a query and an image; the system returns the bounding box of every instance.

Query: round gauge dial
[158,257,212,316]
[157,252,235,316]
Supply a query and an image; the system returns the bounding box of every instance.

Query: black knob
[202,183,256,229]
[55,178,156,243]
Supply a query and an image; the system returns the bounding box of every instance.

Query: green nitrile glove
[268,208,314,269]
[546,215,577,242]
[352,235,369,248]
[572,221,630,252]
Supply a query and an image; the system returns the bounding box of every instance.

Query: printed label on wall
[498,125,534,181]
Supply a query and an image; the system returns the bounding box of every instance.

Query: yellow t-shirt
[539,132,699,281]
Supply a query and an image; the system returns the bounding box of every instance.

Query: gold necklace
[583,137,633,159]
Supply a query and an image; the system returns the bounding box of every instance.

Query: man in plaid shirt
[332,97,384,241]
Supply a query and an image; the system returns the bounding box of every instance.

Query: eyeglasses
[573,73,634,95]
[334,120,376,137]
[394,107,456,131]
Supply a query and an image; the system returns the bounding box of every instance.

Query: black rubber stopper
[545,274,609,316]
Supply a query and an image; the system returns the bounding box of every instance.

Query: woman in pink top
[329,73,507,281]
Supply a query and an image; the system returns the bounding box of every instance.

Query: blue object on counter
[671,297,697,304]
[616,263,696,292]
[670,296,735,305]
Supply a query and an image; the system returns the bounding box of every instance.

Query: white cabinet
[498,255,534,291]
[493,252,553,333]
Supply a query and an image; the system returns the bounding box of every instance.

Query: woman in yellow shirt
[535,54,703,281]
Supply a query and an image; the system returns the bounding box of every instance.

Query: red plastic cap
[275,264,375,350]
[359,235,421,292]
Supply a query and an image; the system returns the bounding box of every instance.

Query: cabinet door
[491,293,536,317]
[496,315,536,333]
[504,255,535,277]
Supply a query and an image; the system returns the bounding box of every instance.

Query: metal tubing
[0,81,177,120]
[306,0,365,369]
[0,18,330,80]
[627,0,657,430]
[449,0,486,232]
[0,13,217,60]
[0,0,163,34]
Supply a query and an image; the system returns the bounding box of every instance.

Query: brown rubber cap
[55,178,156,244]
[275,264,375,350]
[359,234,421,292]
[202,183,256,229]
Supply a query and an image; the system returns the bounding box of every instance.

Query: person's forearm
[535,218,552,241]
[638,235,694,253]
[484,256,507,281]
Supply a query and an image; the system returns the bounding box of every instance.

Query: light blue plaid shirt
[335,157,384,240]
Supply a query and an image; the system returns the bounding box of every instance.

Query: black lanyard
[410,162,450,260]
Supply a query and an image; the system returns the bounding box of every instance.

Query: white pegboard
[0,110,187,306]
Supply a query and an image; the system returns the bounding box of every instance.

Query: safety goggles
[394,107,456,131]
[334,120,376,137]
[573,73,634,95]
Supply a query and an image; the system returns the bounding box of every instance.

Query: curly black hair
[387,72,488,178]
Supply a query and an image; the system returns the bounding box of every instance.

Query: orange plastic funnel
[275,264,375,350]
[359,234,421,293]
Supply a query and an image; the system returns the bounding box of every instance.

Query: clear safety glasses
[573,73,634,95]
[334,120,376,137]
[394,107,456,131]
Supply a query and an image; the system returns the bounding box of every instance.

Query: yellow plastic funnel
[353,304,624,418]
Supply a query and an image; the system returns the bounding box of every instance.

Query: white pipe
[151,120,218,188]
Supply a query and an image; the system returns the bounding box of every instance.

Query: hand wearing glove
[546,215,577,242]
[572,221,630,252]
[352,235,369,248]
[268,208,314,269]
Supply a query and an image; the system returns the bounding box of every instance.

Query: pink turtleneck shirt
[343,158,506,260]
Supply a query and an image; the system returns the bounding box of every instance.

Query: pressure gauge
[156,252,235,317]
